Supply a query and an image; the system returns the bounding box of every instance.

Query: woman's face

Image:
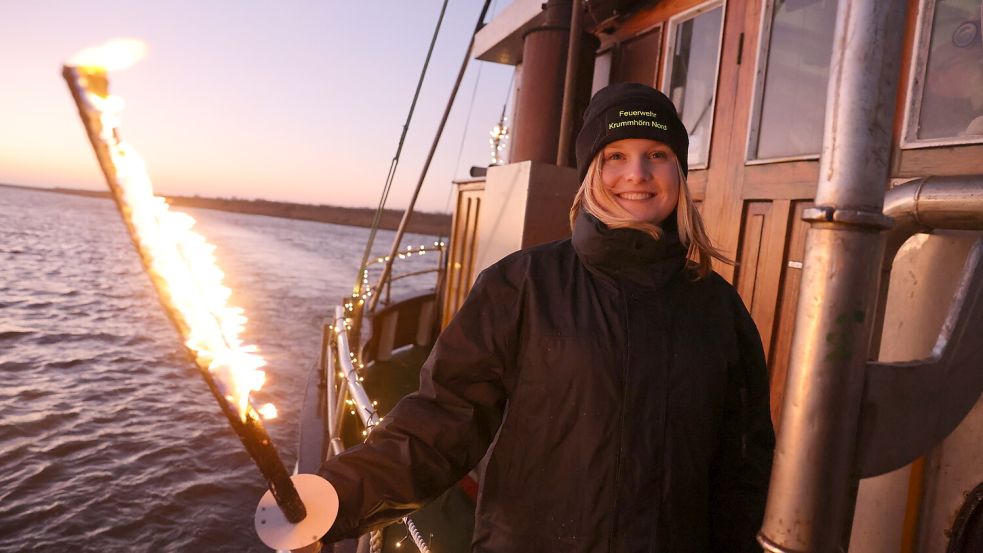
[599,138,681,225]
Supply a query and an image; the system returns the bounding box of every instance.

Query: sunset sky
[0,1,514,213]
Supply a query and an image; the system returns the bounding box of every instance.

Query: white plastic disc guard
[255,473,338,550]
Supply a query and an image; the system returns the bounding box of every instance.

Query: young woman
[319,83,774,552]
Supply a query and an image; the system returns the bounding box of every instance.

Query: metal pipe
[369,0,494,313]
[324,319,339,448]
[758,2,907,551]
[556,0,584,166]
[870,176,983,353]
[63,65,307,524]
[882,175,983,258]
[511,1,573,164]
[333,309,381,431]
[330,378,349,457]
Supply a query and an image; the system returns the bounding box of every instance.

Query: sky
[0,1,515,213]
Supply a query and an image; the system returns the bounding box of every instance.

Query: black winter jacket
[320,212,775,552]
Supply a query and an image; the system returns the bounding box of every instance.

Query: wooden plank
[895,144,983,177]
[686,169,707,201]
[442,188,484,329]
[753,199,791,358]
[742,180,816,201]
[733,199,790,359]
[734,202,767,308]
[741,161,819,197]
[767,200,813,429]
[594,0,709,48]
[613,26,662,87]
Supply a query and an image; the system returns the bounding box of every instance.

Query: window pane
[666,5,724,168]
[754,0,837,160]
[592,51,613,95]
[615,27,662,86]
[916,0,983,140]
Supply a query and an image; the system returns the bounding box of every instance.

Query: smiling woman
[315,81,773,553]
[570,82,729,278]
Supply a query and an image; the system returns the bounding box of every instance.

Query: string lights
[331,239,447,551]
[347,242,446,320]
[489,115,509,166]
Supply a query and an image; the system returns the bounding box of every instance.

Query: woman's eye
[649,151,668,160]
[605,152,625,161]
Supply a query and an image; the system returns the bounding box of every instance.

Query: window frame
[744,0,829,165]
[659,0,727,171]
[900,0,983,149]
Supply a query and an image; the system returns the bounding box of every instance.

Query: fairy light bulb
[489,115,510,166]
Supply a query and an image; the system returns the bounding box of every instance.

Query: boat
[295,1,983,551]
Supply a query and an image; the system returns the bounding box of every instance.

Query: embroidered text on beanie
[575,83,690,180]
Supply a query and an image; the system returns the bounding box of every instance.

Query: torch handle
[196,359,307,523]
[238,412,308,523]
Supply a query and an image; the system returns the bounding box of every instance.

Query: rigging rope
[441,66,515,218]
[368,0,495,312]
[446,0,500,192]
[449,62,483,190]
[354,0,450,298]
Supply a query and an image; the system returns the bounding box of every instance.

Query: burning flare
[69,38,147,72]
[66,39,270,421]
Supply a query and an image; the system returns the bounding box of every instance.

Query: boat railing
[329,305,380,447]
[295,238,448,553]
[317,305,431,553]
[361,243,446,311]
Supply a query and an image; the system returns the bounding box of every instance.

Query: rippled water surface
[0,186,439,552]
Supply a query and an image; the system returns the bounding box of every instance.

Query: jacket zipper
[609,282,631,552]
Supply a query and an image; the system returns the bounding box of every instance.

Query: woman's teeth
[617,192,654,200]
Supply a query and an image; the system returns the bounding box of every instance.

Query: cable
[353,0,450,297]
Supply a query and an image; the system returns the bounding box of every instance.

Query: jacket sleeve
[318,262,520,540]
[709,288,776,552]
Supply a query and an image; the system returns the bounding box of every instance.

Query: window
[903,0,983,147]
[662,1,725,169]
[614,26,663,87]
[747,0,838,162]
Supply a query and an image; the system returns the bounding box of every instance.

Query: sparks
[258,403,279,420]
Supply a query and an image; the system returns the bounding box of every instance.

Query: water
[0,186,440,552]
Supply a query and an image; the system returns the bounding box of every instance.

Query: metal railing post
[758,1,908,551]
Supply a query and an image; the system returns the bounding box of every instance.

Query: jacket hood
[571,210,687,287]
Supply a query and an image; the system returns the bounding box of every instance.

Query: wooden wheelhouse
[440,0,983,550]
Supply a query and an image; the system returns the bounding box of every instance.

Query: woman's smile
[616,191,655,201]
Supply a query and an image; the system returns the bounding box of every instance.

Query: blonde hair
[568,154,731,279]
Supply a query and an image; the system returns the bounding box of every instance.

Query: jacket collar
[571,210,688,288]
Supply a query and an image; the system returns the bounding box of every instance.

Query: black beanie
[575,83,689,180]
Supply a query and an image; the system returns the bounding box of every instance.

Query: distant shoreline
[0,183,452,236]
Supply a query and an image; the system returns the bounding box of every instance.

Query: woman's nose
[625,159,651,182]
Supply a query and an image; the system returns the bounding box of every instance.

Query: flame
[69,38,148,72]
[69,52,270,421]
